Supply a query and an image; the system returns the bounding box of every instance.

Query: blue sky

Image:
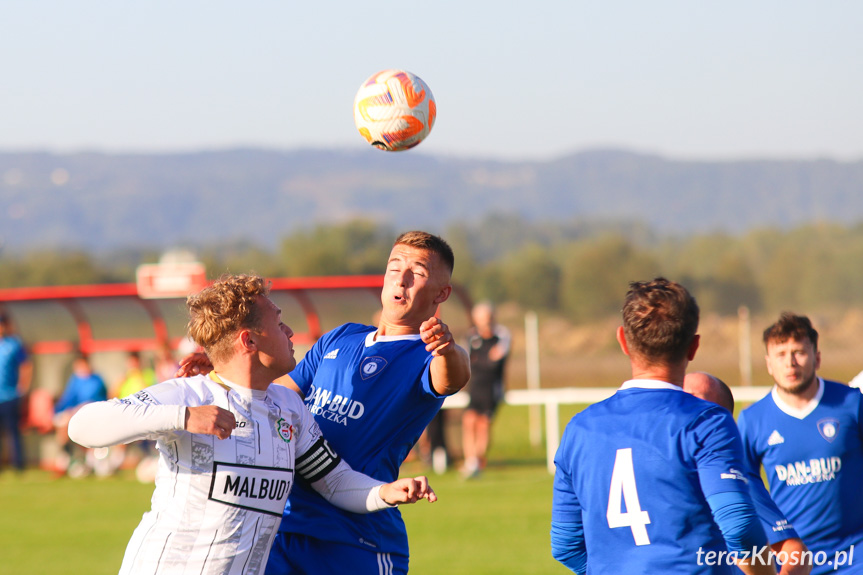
[1,1,860,161]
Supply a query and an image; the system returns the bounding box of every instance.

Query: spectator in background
[112,351,156,399]
[154,342,179,383]
[461,301,510,479]
[53,353,108,476]
[111,350,157,471]
[0,312,33,472]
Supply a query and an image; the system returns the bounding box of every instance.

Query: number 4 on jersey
[606,448,651,545]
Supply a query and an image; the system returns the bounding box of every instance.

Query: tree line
[3,216,863,320]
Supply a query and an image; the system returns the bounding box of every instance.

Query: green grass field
[0,404,582,574]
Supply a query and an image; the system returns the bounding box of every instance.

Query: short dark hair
[622,278,700,364]
[763,312,819,351]
[394,231,454,275]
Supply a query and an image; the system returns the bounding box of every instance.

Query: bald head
[683,372,735,413]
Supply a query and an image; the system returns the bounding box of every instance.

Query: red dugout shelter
[0,275,473,357]
[0,274,472,467]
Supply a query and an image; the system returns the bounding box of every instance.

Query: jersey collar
[620,379,684,391]
[771,377,824,420]
[365,330,422,346]
[208,371,261,399]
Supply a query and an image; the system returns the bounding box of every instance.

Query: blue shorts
[265,533,409,575]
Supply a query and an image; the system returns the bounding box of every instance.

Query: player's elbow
[707,491,768,553]
[67,403,104,448]
[550,521,587,574]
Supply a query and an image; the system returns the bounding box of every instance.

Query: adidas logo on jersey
[323,349,339,360]
[767,430,785,446]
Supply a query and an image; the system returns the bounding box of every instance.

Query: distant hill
[2,148,862,252]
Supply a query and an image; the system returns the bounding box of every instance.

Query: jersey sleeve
[690,407,751,498]
[288,331,330,395]
[746,467,799,544]
[419,353,440,397]
[551,422,583,523]
[293,397,342,482]
[15,338,28,364]
[736,408,763,476]
[54,377,78,413]
[494,325,512,358]
[68,391,185,448]
[551,423,587,571]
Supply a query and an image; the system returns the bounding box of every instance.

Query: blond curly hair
[186,274,270,364]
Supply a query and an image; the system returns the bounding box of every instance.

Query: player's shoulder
[740,388,777,417]
[583,386,722,421]
[323,322,376,342]
[134,374,217,405]
[822,379,863,409]
[824,378,861,397]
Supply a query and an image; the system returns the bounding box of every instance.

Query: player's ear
[686,334,700,361]
[765,353,774,378]
[616,326,630,356]
[239,330,256,352]
[433,285,452,305]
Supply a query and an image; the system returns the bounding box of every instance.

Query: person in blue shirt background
[738,313,863,574]
[551,278,775,575]
[0,312,32,472]
[53,352,108,476]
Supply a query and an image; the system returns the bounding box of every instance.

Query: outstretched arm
[422,317,470,396]
[69,399,235,447]
[310,458,436,513]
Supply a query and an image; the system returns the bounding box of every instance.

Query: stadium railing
[442,386,773,473]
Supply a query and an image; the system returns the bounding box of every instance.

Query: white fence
[442,386,773,474]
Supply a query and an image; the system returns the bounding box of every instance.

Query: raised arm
[421,317,470,396]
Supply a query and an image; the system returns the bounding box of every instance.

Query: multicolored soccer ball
[353,69,436,152]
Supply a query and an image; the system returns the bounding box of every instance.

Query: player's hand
[772,538,812,575]
[185,405,236,440]
[380,476,438,505]
[420,317,454,357]
[176,352,214,377]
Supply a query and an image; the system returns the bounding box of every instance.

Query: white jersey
[89,374,327,575]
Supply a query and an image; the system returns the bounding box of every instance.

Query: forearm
[550,520,587,574]
[68,399,184,448]
[707,491,775,575]
[430,344,470,395]
[310,460,391,514]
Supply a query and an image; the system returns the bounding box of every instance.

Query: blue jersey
[747,466,799,545]
[55,373,108,413]
[0,336,28,404]
[738,379,863,572]
[552,381,753,574]
[277,323,443,555]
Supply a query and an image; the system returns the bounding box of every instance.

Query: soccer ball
[353,69,436,152]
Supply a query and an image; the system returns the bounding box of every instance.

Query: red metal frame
[0,275,473,355]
